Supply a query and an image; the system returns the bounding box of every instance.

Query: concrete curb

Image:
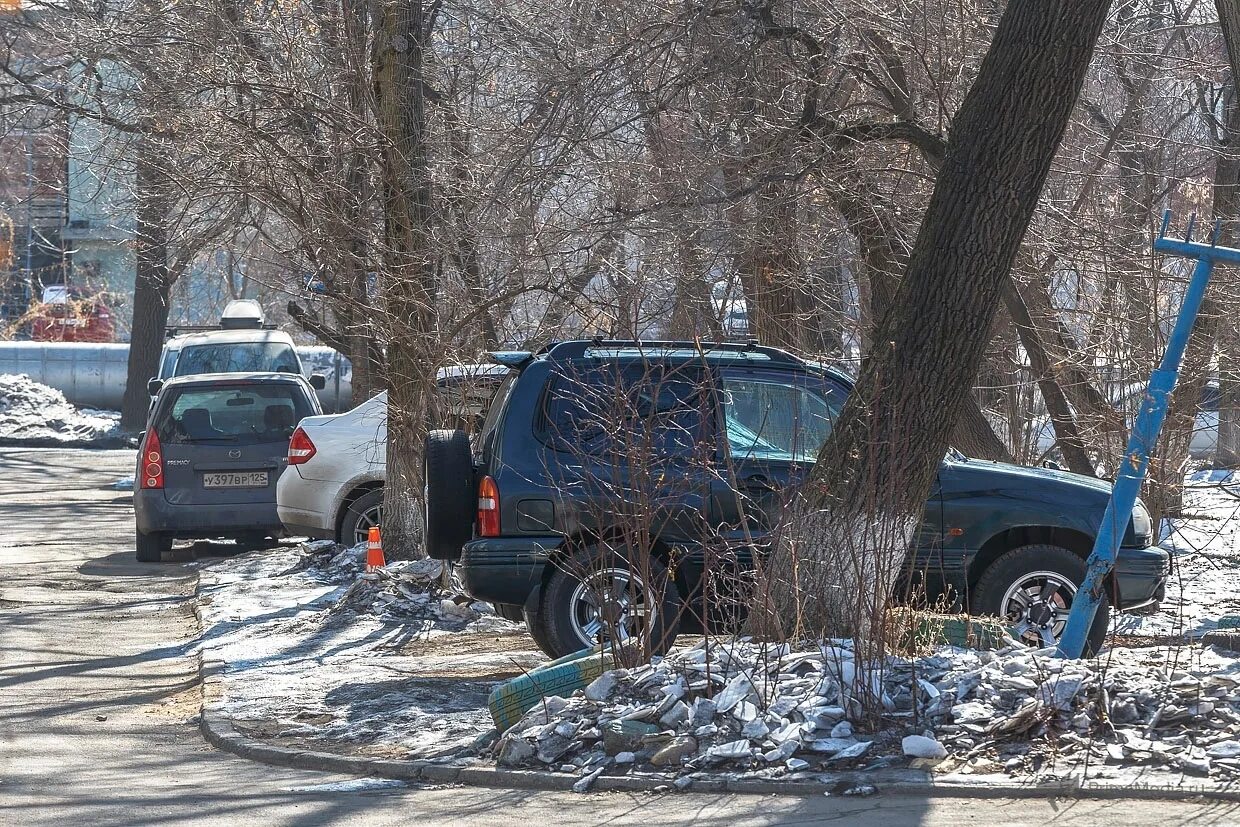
[190,568,1240,803]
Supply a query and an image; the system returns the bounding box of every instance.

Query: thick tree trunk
[737,181,810,352]
[375,0,437,559]
[831,187,1011,461]
[120,149,172,431]
[750,0,1111,648]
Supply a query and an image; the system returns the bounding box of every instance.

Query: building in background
[0,92,70,330]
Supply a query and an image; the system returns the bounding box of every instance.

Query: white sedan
[276,365,508,545]
[277,392,387,546]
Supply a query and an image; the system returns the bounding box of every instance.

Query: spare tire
[423,429,475,560]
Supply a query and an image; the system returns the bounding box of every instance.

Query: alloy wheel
[1000,570,1077,648]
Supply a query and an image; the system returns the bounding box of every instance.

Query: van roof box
[220,299,265,329]
[164,300,276,337]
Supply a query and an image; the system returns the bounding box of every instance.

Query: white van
[152,301,323,395]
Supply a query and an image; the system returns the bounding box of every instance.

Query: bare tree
[751,0,1114,647]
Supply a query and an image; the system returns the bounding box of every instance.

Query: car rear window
[536,361,709,457]
[174,342,300,376]
[156,384,313,445]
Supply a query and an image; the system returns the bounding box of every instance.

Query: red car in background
[29,285,116,343]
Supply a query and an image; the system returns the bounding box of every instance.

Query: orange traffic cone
[366,525,385,572]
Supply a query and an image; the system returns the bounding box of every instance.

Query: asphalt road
[2,447,1239,826]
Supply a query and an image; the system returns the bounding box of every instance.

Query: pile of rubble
[294,540,515,632]
[0,373,124,447]
[492,637,1240,789]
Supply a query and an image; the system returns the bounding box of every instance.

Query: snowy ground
[1118,471,1240,640]
[200,475,1240,791]
[0,373,125,447]
[197,542,544,760]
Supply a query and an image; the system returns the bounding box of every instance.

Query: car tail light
[140,429,164,489]
[288,427,316,465]
[477,475,500,537]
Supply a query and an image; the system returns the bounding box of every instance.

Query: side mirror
[147,378,164,396]
[1042,459,1063,471]
[309,374,326,390]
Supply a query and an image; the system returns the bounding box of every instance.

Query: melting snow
[1118,473,1240,639]
[0,373,123,447]
[199,541,543,760]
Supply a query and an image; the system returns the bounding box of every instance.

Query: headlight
[1131,499,1152,542]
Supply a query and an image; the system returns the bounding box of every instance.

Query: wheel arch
[334,479,384,542]
[967,525,1094,590]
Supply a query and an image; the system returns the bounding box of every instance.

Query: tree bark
[831,186,1011,462]
[120,145,172,431]
[736,178,810,352]
[375,0,437,558]
[1216,0,1240,470]
[750,0,1112,648]
[1002,280,1095,474]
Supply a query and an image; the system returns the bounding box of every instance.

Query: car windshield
[156,384,312,445]
[174,342,299,377]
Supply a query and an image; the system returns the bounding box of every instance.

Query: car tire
[136,530,171,563]
[423,429,474,561]
[340,489,384,547]
[522,602,557,655]
[538,543,681,659]
[973,543,1110,656]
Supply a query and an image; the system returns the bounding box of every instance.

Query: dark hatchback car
[134,372,321,561]
[423,340,1170,659]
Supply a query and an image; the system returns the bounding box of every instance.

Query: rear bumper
[275,465,337,539]
[458,536,561,606]
[276,504,334,539]
[134,489,282,537]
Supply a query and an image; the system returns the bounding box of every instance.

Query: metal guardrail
[0,341,354,412]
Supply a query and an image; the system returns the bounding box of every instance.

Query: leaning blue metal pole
[1056,212,1240,658]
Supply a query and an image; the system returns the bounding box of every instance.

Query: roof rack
[544,338,805,365]
[164,323,278,339]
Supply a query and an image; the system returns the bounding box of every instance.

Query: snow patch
[199,541,543,760]
[0,373,124,447]
[289,778,408,793]
[1118,476,1240,639]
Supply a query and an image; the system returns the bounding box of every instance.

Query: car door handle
[743,474,776,491]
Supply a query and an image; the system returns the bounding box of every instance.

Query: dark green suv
[423,340,1169,658]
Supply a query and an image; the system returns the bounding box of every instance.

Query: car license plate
[202,471,268,488]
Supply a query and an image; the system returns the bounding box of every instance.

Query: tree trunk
[750,0,1111,649]
[375,0,437,559]
[736,180,809,352]
[1002,280,1095,474]
[120,147,172,431]
[831,186,1011,461]
[1216,0,1240,471]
